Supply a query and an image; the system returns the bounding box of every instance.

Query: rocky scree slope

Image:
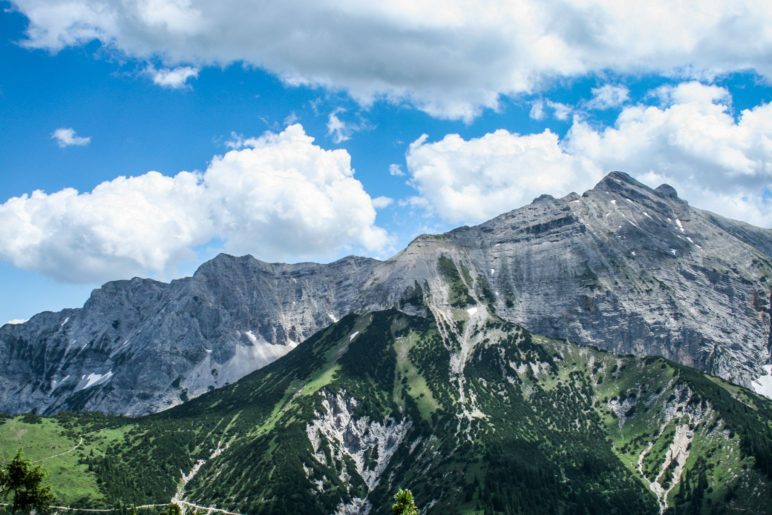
[1,171,770,415]
[1,308,771,514]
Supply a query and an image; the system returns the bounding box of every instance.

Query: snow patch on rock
[229,337,295,377]
[51,375,70,391]
[751,365,772,399]
[79,371,113,390]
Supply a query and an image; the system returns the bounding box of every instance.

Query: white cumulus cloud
[326,109,370,143]
[0,171,210,282]
[11,0,772,120]
[406,82,771,227]
[326,109,350,143]
[650,81,730,106]
[529,101,546,121]
[388,164,405,177]
[586,84,629,110]
[406,129,597,224]
[0,124,388,282]
[52,127,91,147]
[146,65,199,89]
[372,196,394,209]
[529,100,572,121]
[204,125,388,258]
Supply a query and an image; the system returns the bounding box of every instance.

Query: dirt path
[174,499,242,514]
[2,503,166,513]
[9,433,243,515]
[6,500,239,514]
[34,436,84,463]
[52,505,161,513]
[171,440,242,515]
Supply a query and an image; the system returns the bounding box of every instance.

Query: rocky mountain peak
[583,171,692,222]
[655,183,681,200]
[561,192,581,202]
[1,170,770,416]
[193,253,267,278]
[589,171,674,205]
[592,170,643,191]
[531,193,556,204]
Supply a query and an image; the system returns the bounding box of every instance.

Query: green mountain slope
[2,309,771,514]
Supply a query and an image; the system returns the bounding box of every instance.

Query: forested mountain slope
[2,306,771,514]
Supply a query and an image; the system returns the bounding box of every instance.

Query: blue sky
[0,1,770,323]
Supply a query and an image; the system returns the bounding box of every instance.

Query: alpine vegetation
[1,307,770,513]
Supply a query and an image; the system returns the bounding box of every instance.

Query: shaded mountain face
[1,172,770,415]
[1,310,770,514]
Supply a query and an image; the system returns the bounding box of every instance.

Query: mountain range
[1,171,769,416]
[2,171,772,514]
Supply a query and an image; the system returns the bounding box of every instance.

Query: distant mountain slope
[2,309,770,514]
[0,255,381,415]
[1,171,770,415]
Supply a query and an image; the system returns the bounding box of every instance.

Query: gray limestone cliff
[1,172,770,415]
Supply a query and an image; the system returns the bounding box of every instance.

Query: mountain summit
[1,172,770,415]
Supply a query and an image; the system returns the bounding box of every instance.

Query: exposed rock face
[306,390,409,491]
[0,255,379,415]
[1,172,770,415]
[454,172,772,389]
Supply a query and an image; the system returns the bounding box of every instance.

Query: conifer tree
[0,450,54,514]
[392,488,419,515]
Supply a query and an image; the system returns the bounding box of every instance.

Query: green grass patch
[437,255,475,307]
[0,417,105,506]
[394,331,440,420]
